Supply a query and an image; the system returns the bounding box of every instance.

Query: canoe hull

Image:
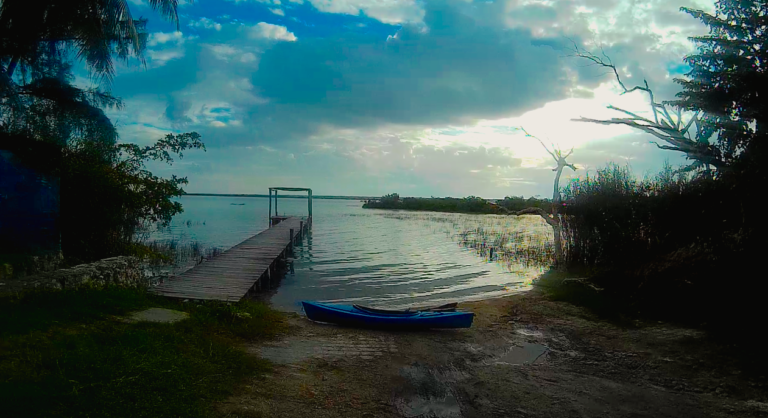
[302,301,474,329]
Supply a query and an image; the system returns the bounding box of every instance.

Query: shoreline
[221,289,768,417]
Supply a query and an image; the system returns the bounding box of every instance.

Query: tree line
[363,193,553,214]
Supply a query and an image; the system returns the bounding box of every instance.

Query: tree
[0,0,205,262]
[567,42,726,175]
[1,0,182,82]
[501,127,578,266]
[60,132,205,262]
[669,0,768,164]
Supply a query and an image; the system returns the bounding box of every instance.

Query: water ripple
[150,196,553,312]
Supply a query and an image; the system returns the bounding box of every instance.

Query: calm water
[149,196,553,312]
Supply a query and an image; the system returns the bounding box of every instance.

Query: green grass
[0,287,287,418]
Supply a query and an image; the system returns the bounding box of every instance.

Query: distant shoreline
[183,193,378,201]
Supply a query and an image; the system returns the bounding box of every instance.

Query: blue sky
[85,0,716,197]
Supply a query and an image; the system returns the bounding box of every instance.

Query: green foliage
[558,161,754,326]
[0,288,286,418]
[497,195,552,212]
[363,194,508,214]
[0,0,181,83]
[59,132,206,263]
[671,0,768,164]
[555,1,766,330]
[1,0,204,263]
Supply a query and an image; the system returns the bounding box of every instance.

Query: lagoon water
[149,195,553,312]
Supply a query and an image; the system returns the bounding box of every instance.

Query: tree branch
[567,42,726,171]
[500,206,558,228]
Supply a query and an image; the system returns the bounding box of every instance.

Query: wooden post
[290,228,294,256]
[274,190,278,217]
[308,190,313,225]
[268,188,272,227]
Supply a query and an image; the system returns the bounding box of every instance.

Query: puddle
[495,342,548,365]
[395,363,463,418]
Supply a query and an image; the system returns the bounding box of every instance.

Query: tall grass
[558,162,749,323]
[141,239,224,275]
[380,212,555,271]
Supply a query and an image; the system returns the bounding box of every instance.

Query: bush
[558,162,754,326]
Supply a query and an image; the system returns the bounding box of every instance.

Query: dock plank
[149,217,307,301]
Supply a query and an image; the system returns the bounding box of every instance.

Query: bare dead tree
[502,127,577,266]
[566,41,724,173]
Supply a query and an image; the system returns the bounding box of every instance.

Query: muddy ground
[220,290,768,418]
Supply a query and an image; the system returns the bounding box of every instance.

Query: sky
[82,0,717,198]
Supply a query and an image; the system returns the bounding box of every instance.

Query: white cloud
[240,52,257,63]
[143,31,197,67]
[307,0,424,24]
[147,49,186,65]
[207,44,241,61]
[188,17,222,31]
[270,8,285,16]
[225,0,421,24]
[147,31,185,47]
[246,22,297,41]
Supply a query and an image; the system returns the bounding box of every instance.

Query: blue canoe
[301,301,474,329]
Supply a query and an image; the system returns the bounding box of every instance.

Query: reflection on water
[149,196,554,312]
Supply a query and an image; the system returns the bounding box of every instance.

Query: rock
[14,256,148,291]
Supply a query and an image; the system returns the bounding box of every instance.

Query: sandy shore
[220,290,768,418]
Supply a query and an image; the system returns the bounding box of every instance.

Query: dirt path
[220,291,768,418]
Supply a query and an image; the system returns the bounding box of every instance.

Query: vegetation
[555,0,767,335]
[0,0,204,265]
[0,287,287,418]
[496,195,552,212]
[363,193,552,215]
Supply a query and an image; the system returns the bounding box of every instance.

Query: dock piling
[290,228,294,255]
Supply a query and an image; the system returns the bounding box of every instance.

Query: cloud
[109,0,716,197]
[270,8,285,16]
[233,3,572,147]
[245,22,298,41]
[147,31,186,47]
[143,31,196,67]
[188,17,222,31]
[206,44,241,61]
[306,0,425,24]
[490,0,717,100]
[241,52,258,63]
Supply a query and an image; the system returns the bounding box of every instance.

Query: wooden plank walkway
[150,217,309,302]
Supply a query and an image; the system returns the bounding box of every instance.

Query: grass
[0,287,288,418]
[532,268,640,328]
[381,211,555,271]
[144,240,224,267]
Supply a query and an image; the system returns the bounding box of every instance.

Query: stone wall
[0,256,148,293]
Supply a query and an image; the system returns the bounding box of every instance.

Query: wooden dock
[150,217,309,301]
